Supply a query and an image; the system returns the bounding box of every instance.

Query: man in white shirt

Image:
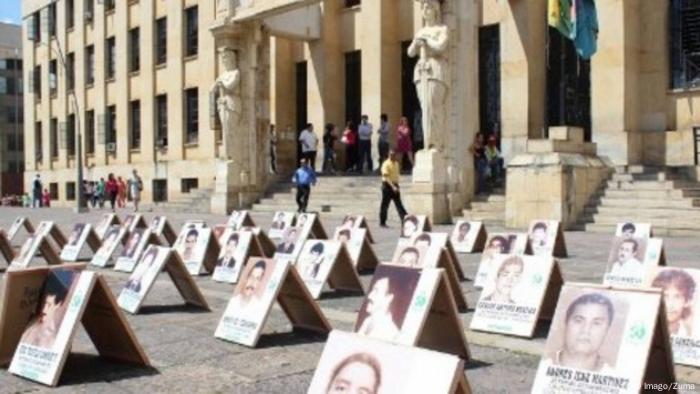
[377,114,390,170]
[298,123,318,170]
[609,238,643,277]
[357,115,373,173]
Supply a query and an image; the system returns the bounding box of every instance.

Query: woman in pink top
[106,174,119,212]
[117,176,127,208]
[396,117,414,170]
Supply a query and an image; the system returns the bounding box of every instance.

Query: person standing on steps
[299,123,319,170]
[358,115,374,174]
[32,174,43,208]
[292,158,317,213]
[379,150,408,228]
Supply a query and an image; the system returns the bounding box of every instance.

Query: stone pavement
[1,206,699,393]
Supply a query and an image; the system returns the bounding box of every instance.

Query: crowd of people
[469,132,505,195]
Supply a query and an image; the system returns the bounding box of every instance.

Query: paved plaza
[1,206,699,393]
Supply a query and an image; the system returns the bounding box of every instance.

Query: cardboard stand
[90,225,128,268]
[173,226,220,275]
[339,214,376,244]
[212,229,266,284]
[114,229,163,273]
[308,331,472,394]
[226,210,256,230]
[356,265,470,359]
[409,231,466,281]
[450,220,488,254]
[240,227,276,257]
[401,214,432,239]
[293,240,364,299]
[117,246,210,314]
[122,214,148,234]
[333,228,380,272]
[6,217,35,245]
[94,213,121,240]
[531,283,675,394]
[470,255,564,337]
[10,231,63,269]
[603,236,666,288]
[2,266,150,386]
[215,258,331,347]
[473,232,532,288]
[297,213,329,240]
[527,220,568,258]
[268,211,296,240]
[148,216,177,246]
[59,224,102,262]
[36,221,68,251]
[421,249,467,312]
[0,231,14,269]
[615,222,653,239]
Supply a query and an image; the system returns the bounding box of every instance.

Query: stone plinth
[405,150,459,224]
[505,128,612,229]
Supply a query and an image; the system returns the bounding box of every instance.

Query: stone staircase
[150,188,213,214]
[462,188,506,228]
[251,175,398,222]
[578,166,700,236]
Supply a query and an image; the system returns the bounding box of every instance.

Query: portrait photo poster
[474,232,531,288]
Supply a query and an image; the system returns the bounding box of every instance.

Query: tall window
[66,53,75,91]
[86,110,95,154]
[66,0,75,29]
[48,3,57,38]
[49,60,57,96]
[129,27,140,72]
[105,0,115,12]
[106,105,116,146]
[85,0,94,22]
[155,94,168,146]
[86,45,95,84]
[67,114,76,156]
[32,65,41,98]
[130,100,141,149]
[184,88,198,143]
[50,118,58,158]
[35,121,42,161]
[670,0,700,89]
[185,7,198,57]
[106,37,116,80]
[31,12,41,42]
[155,17,167,65]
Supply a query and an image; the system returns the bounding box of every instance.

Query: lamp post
[13,48,19,189]
[41,0,87,213]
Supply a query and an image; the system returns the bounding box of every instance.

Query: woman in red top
[41,188,51,207]
[341,121,358,173]
[106,173,119,212]
[396,117,414,170]
[117,176,127,208]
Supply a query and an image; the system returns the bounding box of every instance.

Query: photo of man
[123,215,135,232]
[335,229,351,243]
[413,233,432,251]
[395,246,421,268]
[401,215,419,238]
[607,237,644,277]
[529,222,549,256]
[482,256,524,304]
[547,292,619,372]
[355,265,420,341]
[621,223,636,238]
[271,212,287,230]
[298,242,326,280]
[124,246,160,294]
[67,224,85,246]
[217,233,240,269]
[453,221,471,244]
[276,227,298,254]
[297,213,309,230]
[230,259,271,314]
[652,269,696,337]
[20,269,79,349]
[121,229,144,259]
[149,216,163,234]
[182,228,199,261]
[325,352,382,394]
[100,226,121,255]
[341,215,357,229]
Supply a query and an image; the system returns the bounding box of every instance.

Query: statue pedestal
[404,150,457,224]
[211,160,260,215]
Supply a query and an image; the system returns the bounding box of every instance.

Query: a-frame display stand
[117,248,210,314]
[149,216,177,246]
[0,231,14,270]
[60,224,103,262]
[295,242,364,299]
[40,221,68,251]
[95,213,121,239]
[241,227,276,257]
[301,214,329,240]
[423,249,468,312]
[6,217,35,245]
[324,245,365,297]
[11,232,63,268]
[2,267,150,387]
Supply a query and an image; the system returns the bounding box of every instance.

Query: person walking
[341,121,358,173]
[469,132,488,195]
[83,181,93,209]
[117,176,127,208]
[322,123,338,174]
[95,178,105,208]
[106,174,119,212]
[357,115,373,174]
[32,174,43,208]
[396,116,414,172]
[299,123,318,170]
[379,150,408,228]
[292,158,317,213]
[130,169,143,212]
[269,124,278,174]
[42,188,51,208]
[377,114,390,170]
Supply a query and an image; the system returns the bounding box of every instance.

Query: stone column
[499,0,547,161]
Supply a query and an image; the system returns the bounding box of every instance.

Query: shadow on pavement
[58,352,159,386]
[256,330,328,349]
[138,303,211,315]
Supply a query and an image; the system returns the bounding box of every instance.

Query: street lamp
[13,48,20,190]
[38,0,87,213]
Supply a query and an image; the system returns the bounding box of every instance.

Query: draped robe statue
[211,48,242,153]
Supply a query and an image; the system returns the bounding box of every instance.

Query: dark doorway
[345,51,362,129]
[401,41,422,151]
[295,61,308,162]
[479,25,501,139]
[546,27,592,141]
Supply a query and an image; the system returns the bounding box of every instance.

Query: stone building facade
[0,22,23,197]
[21,0,700,218]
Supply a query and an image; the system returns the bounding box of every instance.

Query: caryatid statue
[211,47,242,149]
[408,0,449,152]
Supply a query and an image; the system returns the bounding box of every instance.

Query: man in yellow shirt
[380,150,408,228]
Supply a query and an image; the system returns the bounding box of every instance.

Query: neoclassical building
[21,0,700,221]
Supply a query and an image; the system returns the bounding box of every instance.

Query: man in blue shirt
[292,158,317,213]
